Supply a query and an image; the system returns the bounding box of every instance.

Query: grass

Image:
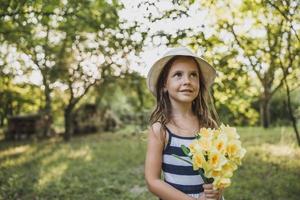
[0,126,299,200]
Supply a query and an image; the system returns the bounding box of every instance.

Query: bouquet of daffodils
[174,124,246,190]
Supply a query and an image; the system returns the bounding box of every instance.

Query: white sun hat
[147,46,217,96]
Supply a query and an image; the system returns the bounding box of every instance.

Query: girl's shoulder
[149,121,164,136]
[150,121,162,129]
[149,122,168,145]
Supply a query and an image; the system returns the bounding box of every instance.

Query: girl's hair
[149,56,219,132]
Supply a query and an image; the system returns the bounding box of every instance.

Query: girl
[145,47,223,200]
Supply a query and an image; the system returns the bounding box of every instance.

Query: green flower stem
[171,154,192,165]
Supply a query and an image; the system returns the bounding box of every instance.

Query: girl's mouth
[180,89,193,93]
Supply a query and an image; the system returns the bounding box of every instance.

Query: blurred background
[0,0,299,199]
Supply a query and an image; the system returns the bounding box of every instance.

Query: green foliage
[269,88,300,126]
[0,80,43,125]
[91,73,154,127]
[0,126,299,199]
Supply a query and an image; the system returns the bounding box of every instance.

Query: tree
[0,43,42,126]
[196,0,300,128]
[266,0,300,144]
[53,0,145,140]
[0,0,147,140]
[0,0,69,135]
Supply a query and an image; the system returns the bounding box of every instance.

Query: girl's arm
[145,122,196,200]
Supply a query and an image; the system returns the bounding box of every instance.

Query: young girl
[145,47,223,200]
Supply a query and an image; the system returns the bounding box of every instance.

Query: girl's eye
[174,72,182,77]
[190,72,198,78]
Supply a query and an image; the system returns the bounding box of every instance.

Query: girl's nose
[182,75,191,84]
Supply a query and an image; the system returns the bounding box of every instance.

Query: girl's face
[164,57,200,104]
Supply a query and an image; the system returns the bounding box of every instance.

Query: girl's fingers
[205,193,219,197]
[203,184,213,189]
[204,188,219,199]
[205,194,218,198]
[203,184,222,199]
[204,191,219,196]
[204,189,219,194]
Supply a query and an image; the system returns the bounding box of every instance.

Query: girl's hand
[202,184,223,200]
[197,193,205,200]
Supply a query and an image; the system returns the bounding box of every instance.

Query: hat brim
[147,54,217,96]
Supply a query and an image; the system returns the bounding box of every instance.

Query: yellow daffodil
[213,177,231,189]
[226,140,241,158]
[220,124,240,140]
[214,134,228,153]
[205,169,221,179]
[208,150,227,171]
[199,127,213,138]
[192,152,207,170]
[189,140,202,154]
[213,129,222,138]
[198,137,212,152]
[174,125,246,190]
[221,161,237,178]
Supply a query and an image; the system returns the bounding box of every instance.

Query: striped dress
[162,127,204,198]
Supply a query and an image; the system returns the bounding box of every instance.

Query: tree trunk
[7,93,13,116]
[260,97,271,128]
[43,76,52,137]
[283,75,300,146]
[0,114,4,127]
[64,106,74,141]
[1,96,13,127]
[136,82,144,112]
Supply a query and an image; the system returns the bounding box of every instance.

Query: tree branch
[227,23,264,83]
[265,0,300,42]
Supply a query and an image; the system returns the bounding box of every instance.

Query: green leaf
[181,145,190,156]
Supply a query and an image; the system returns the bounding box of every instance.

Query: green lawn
[0,126,299,200]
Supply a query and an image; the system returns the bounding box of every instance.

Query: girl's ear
[163,87,167,93]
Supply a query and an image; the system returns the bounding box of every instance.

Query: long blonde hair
[149,56,219,131]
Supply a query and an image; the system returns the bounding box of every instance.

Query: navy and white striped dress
[162,127,204,198]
